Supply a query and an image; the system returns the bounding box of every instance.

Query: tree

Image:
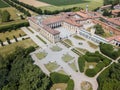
[1,10,11,22]
[94,24,104,35]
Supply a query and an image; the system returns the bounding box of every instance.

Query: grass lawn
[0,39,38,57]
[57,70,67,75]
[45,62,59,72]
[0,0,9,8]
[0,29,26,42]
[0,7,21,21]
[40,0,103,11]
[64,39,73,46]
[81,81,93,90]
[73,35,85,40]
[50,83,67,90]
[85,62,97,71]
[35,52,47,60]
[50,45,62,52]
[87,41,98,49]
[75,47,88,54]
[69,62,78,72]
[62,53,74,62]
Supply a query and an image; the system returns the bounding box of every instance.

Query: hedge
[66,79,74,90]
[0,22,29,32]
[78,57,85,72]
[85,69,96,77]
[84,56,101,63]
[50,72,70,83]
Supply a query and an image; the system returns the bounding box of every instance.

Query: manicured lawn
[50,45,62,52]
[73,35,85,40]
[62,53,74,62]
[45,62,59,72]
[0,29,26,42]
[85,62,97,71]
[69,62,78,72]
[64,39,73,46]
[35,52,47,60]
[50,83,67,90]
[0,39,38,57]
[0,0,9,8]
[40,0,103,11]
[57,70,67,75]
[87,41,98,49]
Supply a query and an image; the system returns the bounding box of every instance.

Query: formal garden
[50,45,62,52]
[35,51,47,60]
[69,62,78,72]
[44,61,60,72]
[62,53,74,62]
[78,51,111,77]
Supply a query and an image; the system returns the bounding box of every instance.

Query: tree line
[4,0,31,16]
[10,0,82,15]
[104,0,120,5]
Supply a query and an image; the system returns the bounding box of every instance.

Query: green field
[0,0,9,8]
[38,0,90,6]
[40,0,103,11]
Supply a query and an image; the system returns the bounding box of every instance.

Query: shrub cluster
[78,57,85,72]
[66,79,74,90]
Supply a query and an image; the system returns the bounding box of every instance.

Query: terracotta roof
[107,35,120,42]
[112,10,120,15]
[107,17,120,26]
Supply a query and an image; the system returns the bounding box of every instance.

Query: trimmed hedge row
[0,22,29,32]
[66,79,74,90]
[50,72,70,83]
[85,62,106,77]
[78,57,85,72]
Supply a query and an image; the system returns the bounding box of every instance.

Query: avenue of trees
[100,43,120,59]
[97,62,120,90]
[0,10,11,22]
[0,46,52,90]
[104,0,120,5]
[4,0,31,16]
[0,21,29,32]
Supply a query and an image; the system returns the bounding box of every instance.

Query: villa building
[28,10,120,45]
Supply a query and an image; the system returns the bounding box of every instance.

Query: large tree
[1,10,11,22]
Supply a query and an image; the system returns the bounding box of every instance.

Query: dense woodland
[0,47,52,90]
[97,62,120,90]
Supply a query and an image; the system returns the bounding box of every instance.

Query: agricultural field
[39,0,103,11]
[0,0,9,8]
[19,0,51,7]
